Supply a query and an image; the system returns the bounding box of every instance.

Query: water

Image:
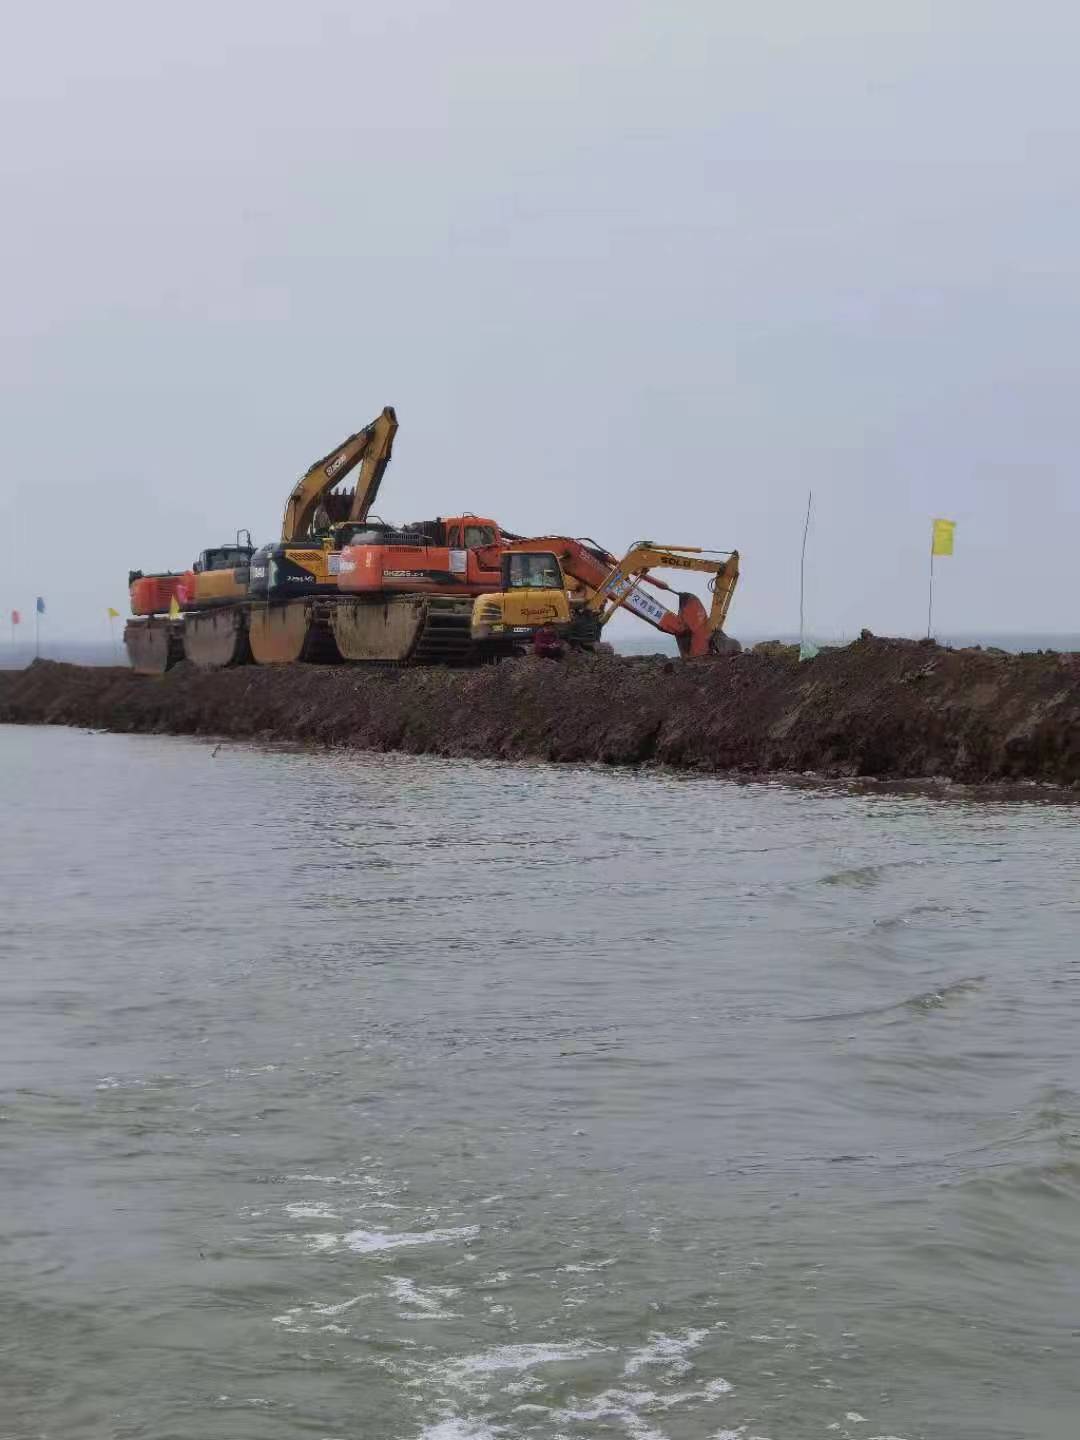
[3,725,1080,1440]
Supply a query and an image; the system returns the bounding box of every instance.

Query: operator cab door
[501,550,569,631]
[446,521,468,579]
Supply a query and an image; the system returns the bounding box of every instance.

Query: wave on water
[818,859,928,888]
[387,1276,462,1320]
[796,975,985,1024]
[623,1327,711,1377]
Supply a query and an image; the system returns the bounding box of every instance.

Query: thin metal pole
[799,489,813,650]
[927,532,935,639]
[35,610,40,659]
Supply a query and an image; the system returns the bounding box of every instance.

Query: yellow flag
[107,606,121,619]
[169,595,182,619]
[931,518,956,556]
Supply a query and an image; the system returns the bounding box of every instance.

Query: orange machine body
[336,515,509,596]
[128,572,186,616]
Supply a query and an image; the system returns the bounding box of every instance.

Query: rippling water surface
[3,724,1080,1440]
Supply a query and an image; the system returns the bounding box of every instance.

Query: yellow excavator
[471,537,740,657]
[180,408,401,667]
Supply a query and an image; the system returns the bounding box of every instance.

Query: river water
[3,725,1079,1440]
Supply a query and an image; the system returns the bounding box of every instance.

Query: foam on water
[445,1340,609,1380]
[284,1201,340,1220]
[548,1371,735,1434]
[344,1224,479,1254]
[388,1276,461,1319]
[415,1421,504,1440]
[296,1232,341,1252]
[623,1327,711,1377]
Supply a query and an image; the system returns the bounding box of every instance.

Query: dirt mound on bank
[4,637,1080,785]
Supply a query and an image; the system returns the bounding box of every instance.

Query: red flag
[10,610,20,625]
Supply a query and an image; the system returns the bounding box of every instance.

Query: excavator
[245,406,523,663]
[471,536,740,657]
[125,535,256,673]
[124,406,522,671]
[332,515,519,662]
[124,410,401,672]
[242,406,402,663]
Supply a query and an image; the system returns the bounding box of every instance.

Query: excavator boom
[281,405,398,540]
[591,543,739,656]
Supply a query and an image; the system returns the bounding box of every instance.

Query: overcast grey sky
[2,1,1078,641]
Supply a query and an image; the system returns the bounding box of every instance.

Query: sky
[2,0,1078,642]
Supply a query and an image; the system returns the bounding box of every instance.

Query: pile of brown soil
[3,637,1080,785]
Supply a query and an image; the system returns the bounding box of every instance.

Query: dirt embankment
[3,637,1080,785]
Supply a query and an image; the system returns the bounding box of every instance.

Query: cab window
[201,548,246,572]
[463,524,496,549]
[505,552,562,589]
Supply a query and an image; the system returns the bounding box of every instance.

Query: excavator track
[407,598,475,665]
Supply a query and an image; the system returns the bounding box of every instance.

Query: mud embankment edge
[3,637,1080,787]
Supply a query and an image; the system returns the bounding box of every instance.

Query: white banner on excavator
[623,586,668,627]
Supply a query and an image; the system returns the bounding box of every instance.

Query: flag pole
[799,489,812,654]
[927,525,935,639]
[35,608,40,659]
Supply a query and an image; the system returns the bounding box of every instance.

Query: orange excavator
[472,536,740,657]
[125,535,256,673]
[244,406,521,662]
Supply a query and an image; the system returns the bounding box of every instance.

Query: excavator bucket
[675,593,711,658]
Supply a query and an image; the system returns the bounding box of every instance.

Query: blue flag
[36,596,45,614]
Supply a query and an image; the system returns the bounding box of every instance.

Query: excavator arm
[593,541,743,653]
[474,535,739,658]
[509,536,739,656]
[281,405,398,541]
[590,543,740,656]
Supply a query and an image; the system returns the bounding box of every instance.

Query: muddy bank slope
[3,637,1080,784]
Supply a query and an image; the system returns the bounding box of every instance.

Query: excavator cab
[472,549,576,654]
[456,519,499,550]
[503,551,564,590]
[188,531,255,607]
